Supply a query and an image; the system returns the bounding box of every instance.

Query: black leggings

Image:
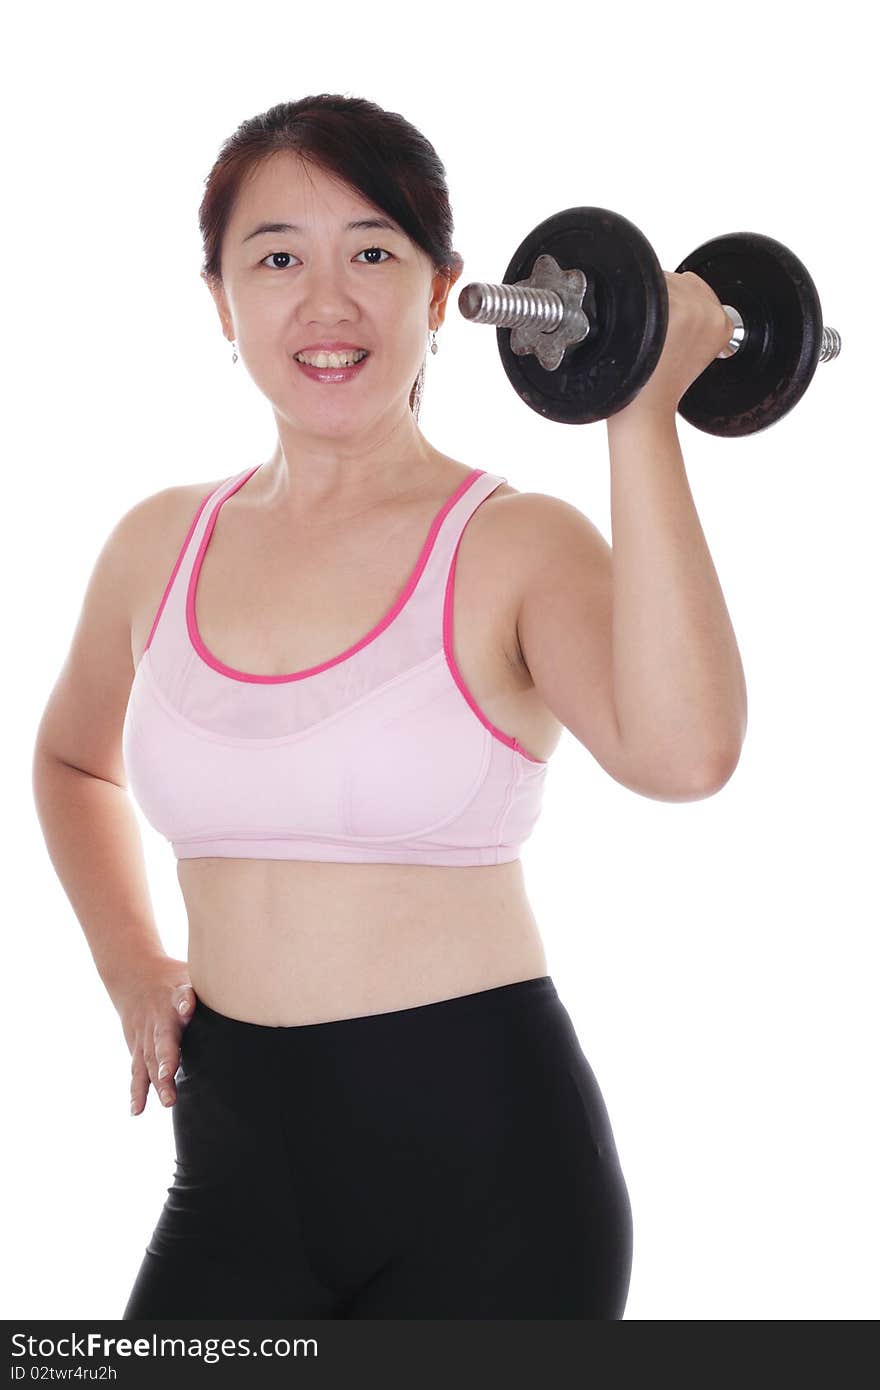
[122,975,633,1319]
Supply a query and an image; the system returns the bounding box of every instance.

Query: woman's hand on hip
[115,956,196,1115]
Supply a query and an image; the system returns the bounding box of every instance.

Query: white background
[4,0,875,1322]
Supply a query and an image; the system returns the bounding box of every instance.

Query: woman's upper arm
[512,490,721,800]
[32,489,173,786]
[511,492,729,800]
[509,491,636,781]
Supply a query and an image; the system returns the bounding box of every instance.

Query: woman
[31,94,746,1319]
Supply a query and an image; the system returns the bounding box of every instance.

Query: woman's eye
[260,247,392,270]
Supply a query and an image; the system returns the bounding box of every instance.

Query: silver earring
[430,329,438,355]
[231,339,238,364]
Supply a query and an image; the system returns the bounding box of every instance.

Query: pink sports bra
[121,464,549,866]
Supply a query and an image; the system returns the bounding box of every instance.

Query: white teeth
[295,349,368,368]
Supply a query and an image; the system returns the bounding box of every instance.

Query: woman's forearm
[606,405,748,787]
[32,751,168,1005]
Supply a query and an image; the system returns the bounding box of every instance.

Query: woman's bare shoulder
[121,475,227,545]
[144,474,228,518]
[115,475,227,603]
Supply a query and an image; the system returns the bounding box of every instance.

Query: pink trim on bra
[443,533,548,767]
[143,482,220,656]
[185,464,487,685]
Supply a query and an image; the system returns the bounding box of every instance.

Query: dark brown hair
[198,94,460,421]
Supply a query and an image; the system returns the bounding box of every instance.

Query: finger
[684,269,712,295]
[150,1019,176,1108]
[717,306,736,356]
[141,1024,162,1105]
[130,1053,150,1115]
[155,1024,182,1101]
[685,270,726,314]
[175,982,196,1021]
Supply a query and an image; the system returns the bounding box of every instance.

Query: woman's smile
[293,351,372,384]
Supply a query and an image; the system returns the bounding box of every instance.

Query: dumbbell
[457,206,841,436]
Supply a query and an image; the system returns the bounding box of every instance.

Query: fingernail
[130,1101,138,1114]
[178,999,190,1014]
[160,1090,173,1106]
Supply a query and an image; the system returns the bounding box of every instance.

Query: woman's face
[205,152,460,439]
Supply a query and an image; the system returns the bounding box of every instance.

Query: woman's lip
[295,344,368,353]
[293,352,370,382]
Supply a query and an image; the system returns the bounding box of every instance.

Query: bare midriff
[180,856,549,1025]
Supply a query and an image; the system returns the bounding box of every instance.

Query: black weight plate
[497,207,668,425]
[675,232,824,437]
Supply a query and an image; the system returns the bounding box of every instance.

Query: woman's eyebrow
[242,218,400,243]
